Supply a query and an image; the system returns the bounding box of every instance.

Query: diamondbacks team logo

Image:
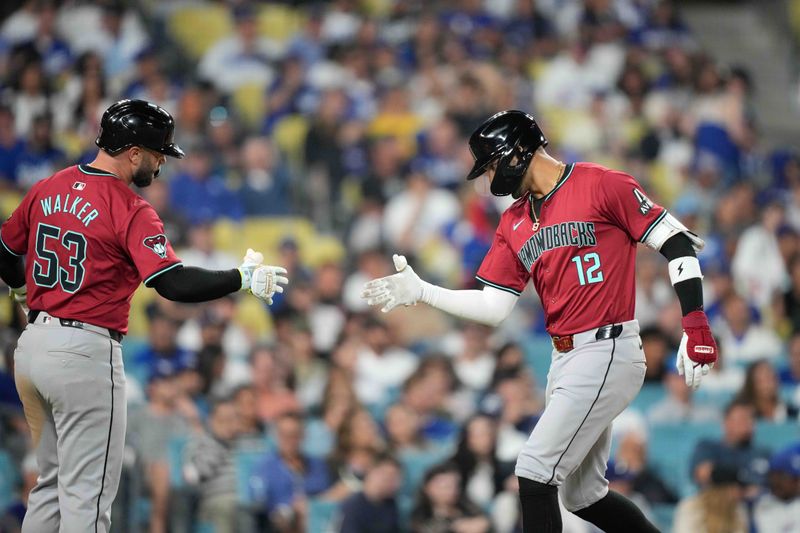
[143,234,168,259]
[633,188,653,215]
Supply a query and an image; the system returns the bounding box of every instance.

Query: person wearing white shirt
[354,317,418,406]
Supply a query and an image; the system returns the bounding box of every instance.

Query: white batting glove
[238,248,264,291]
[676,333,713,391]
[249,265,289,305]
[361,254,424,313]
[9,285,28,314]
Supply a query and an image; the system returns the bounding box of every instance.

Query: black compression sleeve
[149,265,241,303]
[659,233,703,316]
[0,245,25,289]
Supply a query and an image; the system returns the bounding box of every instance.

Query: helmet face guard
[466,110,547,198]
[96,99,185,159]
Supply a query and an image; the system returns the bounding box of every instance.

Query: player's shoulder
[571,162,636,187]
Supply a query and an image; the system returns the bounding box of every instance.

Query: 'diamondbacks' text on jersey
[0,165,181,333]
[476,162,666,337]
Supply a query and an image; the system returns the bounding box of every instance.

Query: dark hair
[724,398,753,418]
[410,462,466,526]
[449,414,504,496]
[734,359,778,416]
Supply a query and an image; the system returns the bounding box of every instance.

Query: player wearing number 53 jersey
[363,110,718,533]
[0,99,288,533]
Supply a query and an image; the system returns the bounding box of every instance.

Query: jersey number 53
[33,223,88,293]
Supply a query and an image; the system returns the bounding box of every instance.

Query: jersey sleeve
[123,204,182,287]
[0,192,34,256]
[598,170,667,242]
[475,224,529,296]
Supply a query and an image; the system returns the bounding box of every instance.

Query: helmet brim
[161,143,185,159]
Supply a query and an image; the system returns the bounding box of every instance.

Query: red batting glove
[677,310,718,390]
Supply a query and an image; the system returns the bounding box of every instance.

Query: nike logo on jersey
[513,219,524,231]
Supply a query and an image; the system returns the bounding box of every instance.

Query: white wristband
[668,257,703,285]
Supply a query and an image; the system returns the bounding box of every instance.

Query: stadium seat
[167,436,190,488]
[630,383,667,412]
[235,449,270,506]
[650,503,675,532]
[212,217,316,260]
[398,445,454,501]
[648,422,722,498]
[306,498,341,533]
[233,83,268,131]
[524,335,554,388]
[167,4,233,60]
[257,4,305,42]
[753,421,799,452]
[272,114,310,169]
[0,450,18,513]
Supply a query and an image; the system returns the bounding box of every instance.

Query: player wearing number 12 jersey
[362,110,718,533]
[0,99,288,533]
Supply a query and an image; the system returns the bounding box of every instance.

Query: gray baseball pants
[14,312,126,533]
[515,320,646,511]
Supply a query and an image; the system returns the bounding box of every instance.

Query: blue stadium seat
[306,498,341,533]
[650,503,675,532]
[0,450,18,512]
[631,383,667,412]
[398,445,454,501]
[524,335,554,388]
[648,422,722,498]
[753,421,799,452]
[235,449,269,506]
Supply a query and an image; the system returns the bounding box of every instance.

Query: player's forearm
[0,245,25,289]
[419,283,518,327]
[659,233,704,316]
[149,265,241,302]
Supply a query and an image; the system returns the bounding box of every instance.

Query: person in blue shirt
[0,105,24,187]
[168,143,243,224]
[340,454,402,533]
[15,113,65,190]
[251,412,332,531]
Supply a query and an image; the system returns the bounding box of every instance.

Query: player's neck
[527,150,565,199]
[87,152,129,184]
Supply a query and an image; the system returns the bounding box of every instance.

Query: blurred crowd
[0,0,799,532]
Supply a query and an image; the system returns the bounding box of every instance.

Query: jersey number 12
[33,223,87,293]
[571,252,604,286]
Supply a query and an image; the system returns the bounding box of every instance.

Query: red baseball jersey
[0,164,182,333]
[476,162,666,336]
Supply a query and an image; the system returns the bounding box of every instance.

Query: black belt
[552,324,624,353]
[28,311,123,343]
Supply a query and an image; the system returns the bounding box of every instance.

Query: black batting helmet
[466,110,547,197]
[96,99,185,159]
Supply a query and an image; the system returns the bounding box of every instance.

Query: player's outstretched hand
[9,285,28,314]
[676,310,718,390]
[238,248,289,305]
[361,254,424,313]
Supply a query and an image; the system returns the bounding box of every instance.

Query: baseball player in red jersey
[0,99,288,532]
[362,110,717,532]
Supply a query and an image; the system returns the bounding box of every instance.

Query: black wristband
[659,233,704,316]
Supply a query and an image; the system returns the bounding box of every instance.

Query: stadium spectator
[0,105,23,186]
[231,384,268,447]
[16,113,64,190]
[673,463,748,533]
[183,396,240,533]
[238,136,293,216]
[689,399,771,489]
[327,407,386,500]
[384,403,430,456]
[400,367,459,444]
[751,444,800,533]
[715,293,783,365]
[198,4,280,94]
[409,461,491,533]
[354,316,418,407]
[251,412,332,532]
[778,333,800,389]
[613,428,678,505]
[8,59,49,138]
[647,367,722,424]
[248,343,300,423]
[735,359,799,422]
[339,454,403,533]
[639,325,673,384]
[449,414,512,510]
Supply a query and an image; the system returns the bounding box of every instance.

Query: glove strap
[682,310,709,330]
[238,267,252,291]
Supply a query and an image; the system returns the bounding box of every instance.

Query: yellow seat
[0,191,23,219]
[213,217,316,261]
[272,115,309,168]
[232,83,267,130]
[168,4,233,60]
[793,0,800,36]
[256,5,305,42]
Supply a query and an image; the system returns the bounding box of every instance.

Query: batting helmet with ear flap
[96,99,185,159]
[466,110,547,198]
